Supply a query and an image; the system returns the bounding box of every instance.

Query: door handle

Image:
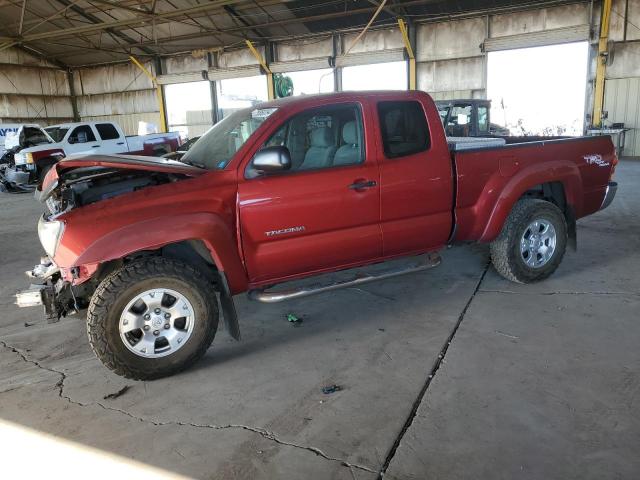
[91,145,100,148]
[116,142,125,145]
[348,180,377,190]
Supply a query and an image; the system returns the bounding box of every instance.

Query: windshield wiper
[178,158,206,169]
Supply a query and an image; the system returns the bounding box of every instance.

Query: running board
[248,253,441,303]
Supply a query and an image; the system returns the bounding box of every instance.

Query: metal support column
[593,0,612,127]
[246,40,274,100]
[399,19,416,90]
[67,70,80,121]
[207,51,219,124]
[333,34,342,92]
[129,55,168,133]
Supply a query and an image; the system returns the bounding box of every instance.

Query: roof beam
[54,0,156,55]
[0,0,249,42]
[223,4,267,40]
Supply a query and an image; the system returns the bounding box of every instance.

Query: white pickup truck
[43,121,180,156]
[4,121,181,189]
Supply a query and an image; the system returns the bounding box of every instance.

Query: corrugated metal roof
[0,0,588,67]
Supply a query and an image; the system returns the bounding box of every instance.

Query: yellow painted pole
[593,0,612,127]
[398,19,416,90]
[129,55,168,133]
[245,40,275,100]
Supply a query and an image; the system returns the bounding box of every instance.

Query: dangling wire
[343,0,390,55]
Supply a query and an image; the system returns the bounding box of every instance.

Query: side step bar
[248,253,441,303]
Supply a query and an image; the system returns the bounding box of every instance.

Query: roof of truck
[435,99,492,106]
[257,90,433,109]
[45,121,119,129]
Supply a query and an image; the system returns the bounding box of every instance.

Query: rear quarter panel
[454,135,615,243]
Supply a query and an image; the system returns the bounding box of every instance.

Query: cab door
[238,102,382,284]
[94,123,126,154]
[65,125,101,155]
[376,98,453,256]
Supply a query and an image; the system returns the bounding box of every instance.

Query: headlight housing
[37,215,65,257]
[14,152,33,165]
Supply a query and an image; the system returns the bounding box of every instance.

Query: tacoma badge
[265,226,305,237]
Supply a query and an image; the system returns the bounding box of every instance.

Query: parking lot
[0,159,637,479]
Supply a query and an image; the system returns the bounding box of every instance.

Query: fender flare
[71,212,248,293]
[479,160,583,243]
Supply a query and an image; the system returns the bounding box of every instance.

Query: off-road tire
[87,257,218,380]
[490,198,567,284]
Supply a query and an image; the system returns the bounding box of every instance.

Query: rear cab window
[377,101,431,158]
[96,123,121,140]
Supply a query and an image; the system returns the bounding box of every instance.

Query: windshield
[45,127,68,142]
[21,127,53,147]
[182,107,277,169]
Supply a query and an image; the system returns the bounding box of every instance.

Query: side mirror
[252,146,292,174]
[68,137,76,144]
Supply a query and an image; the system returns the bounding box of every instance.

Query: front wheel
[490,198,567,283]
[87,257,219,380]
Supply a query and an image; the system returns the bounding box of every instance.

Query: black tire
[490,198,567,284]
[87,257,218,380]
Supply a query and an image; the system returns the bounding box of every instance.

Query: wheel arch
[479,163,582,244]
[92,239,241,341]
[70,212,249,294]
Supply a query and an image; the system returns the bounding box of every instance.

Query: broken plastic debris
[286,313,302,324]
[322,384,342,395]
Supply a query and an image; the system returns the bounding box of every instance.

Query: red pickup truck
[16,91,617,380]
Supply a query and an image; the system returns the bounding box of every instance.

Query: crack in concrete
[0,340,375,474]
[377,262,491,479]
[478,289,639,296]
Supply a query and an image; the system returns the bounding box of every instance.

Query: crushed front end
[15,213,94,322]
[15,257,77,323]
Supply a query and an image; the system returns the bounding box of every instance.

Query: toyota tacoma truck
[15,91,617,380]
[7,121,180,189]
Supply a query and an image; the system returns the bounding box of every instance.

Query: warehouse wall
[604,0,640,156]
[73,61,160,135]
[57,0,620,144]
[416,4,592,100]
[0,47,74,125]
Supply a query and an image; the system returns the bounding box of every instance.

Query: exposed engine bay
[0,125,58,193]
[42,166,186,217]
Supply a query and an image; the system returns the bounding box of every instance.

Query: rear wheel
[490,198,567,283]
[87,257,218,380]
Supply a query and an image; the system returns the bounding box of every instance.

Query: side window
[450,105,472,126]
[260,103,364,172]
[96,123,120,140]
[445,105,473,137]
[378,101,430,158]
[69,125,96,144]
[477,106,489,133]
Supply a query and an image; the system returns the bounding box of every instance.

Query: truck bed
[451,134,616,243]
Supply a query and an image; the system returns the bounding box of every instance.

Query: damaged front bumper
[0,165,36,192]
[15,257,76,323]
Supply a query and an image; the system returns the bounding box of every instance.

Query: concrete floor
[0,160,638,479]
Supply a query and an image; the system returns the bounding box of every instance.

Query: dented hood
[38,153,205,201]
